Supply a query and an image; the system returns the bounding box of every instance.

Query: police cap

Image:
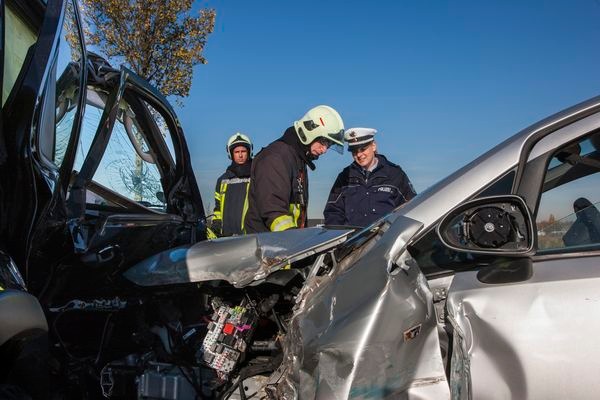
[344,127,377,152]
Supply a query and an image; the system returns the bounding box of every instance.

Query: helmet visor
[316,137,343,154]
[326,129,345,154]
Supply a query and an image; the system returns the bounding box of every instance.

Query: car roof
[399,94,600,228]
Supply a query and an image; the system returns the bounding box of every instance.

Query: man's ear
[372,141,377,153]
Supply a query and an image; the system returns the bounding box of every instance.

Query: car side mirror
[436,195,534,255]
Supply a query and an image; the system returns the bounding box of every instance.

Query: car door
[445,107,600,399]
[42,63,206,300]
[1,0,87,289]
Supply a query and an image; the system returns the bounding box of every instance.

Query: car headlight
[0,251,27,291]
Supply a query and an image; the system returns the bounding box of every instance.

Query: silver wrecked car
[128,96,600,399]
[267,95,600,399]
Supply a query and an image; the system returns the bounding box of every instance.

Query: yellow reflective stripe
[289,204,301,225]
[219,182,228,218]
[0,285,3,291]
[206,227,218,240]
[214,189,223,222]
[241,181,250,232]
[270,215,296,232]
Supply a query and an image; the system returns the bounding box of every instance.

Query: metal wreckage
[4,0,600,399]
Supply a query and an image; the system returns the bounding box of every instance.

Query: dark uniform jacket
[212,161,251,236]
[324,154,416,227]
[245,128,314,233]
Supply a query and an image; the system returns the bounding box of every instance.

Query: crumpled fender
[274,216,450,399]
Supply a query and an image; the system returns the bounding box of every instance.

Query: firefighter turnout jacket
[324,154,416,227]
[245,128,313,233]
[212,161,252,236]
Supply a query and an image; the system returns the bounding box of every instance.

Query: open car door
[2,0,88,288]
[46,59,205,299]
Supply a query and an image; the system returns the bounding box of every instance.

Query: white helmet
[226,133,253,159]
[293,105,345,154]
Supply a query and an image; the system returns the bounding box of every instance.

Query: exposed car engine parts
[199,299,258,380]
[101,358,202,400]
[49,297,128,312]
[37,227,353,399]
[48,285,295,399]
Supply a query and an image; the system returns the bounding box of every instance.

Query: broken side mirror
[437,195,534,255]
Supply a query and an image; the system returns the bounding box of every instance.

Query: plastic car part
[465,207,512,248]
[137,363,199,400]
[199,299,258,380]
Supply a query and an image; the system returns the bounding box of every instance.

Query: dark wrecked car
[2,0,354,398]
[4,0,600,400]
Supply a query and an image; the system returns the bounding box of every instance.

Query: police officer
[245,105,345,233]
[324,127,416,227]
[211,133,253,236]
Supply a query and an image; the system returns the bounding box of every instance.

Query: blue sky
[175,0,600,218]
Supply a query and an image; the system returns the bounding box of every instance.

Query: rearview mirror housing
[436,195,534,255]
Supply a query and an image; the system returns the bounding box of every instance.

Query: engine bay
[48,266,307,399]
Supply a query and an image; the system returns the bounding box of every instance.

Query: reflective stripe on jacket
[270,204,302,232]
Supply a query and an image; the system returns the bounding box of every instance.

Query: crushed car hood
[124,227,354,288]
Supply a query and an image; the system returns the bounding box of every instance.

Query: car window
[536,131,600,253]
[408,170,515,276]
[52,0,84,167]
[73,101,101,173]
[33,0,84,168]
[2,2,39,107]
[143,100,177,165]
[3,3,38,106]
[88,100,166,211]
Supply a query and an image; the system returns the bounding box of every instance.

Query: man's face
[351,141,377,169]
[232,146,249,164]
[309,138,331,158]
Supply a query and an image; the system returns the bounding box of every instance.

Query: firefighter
[211,133,253,236]
[245,105,344,233]
[324,127,416,227]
